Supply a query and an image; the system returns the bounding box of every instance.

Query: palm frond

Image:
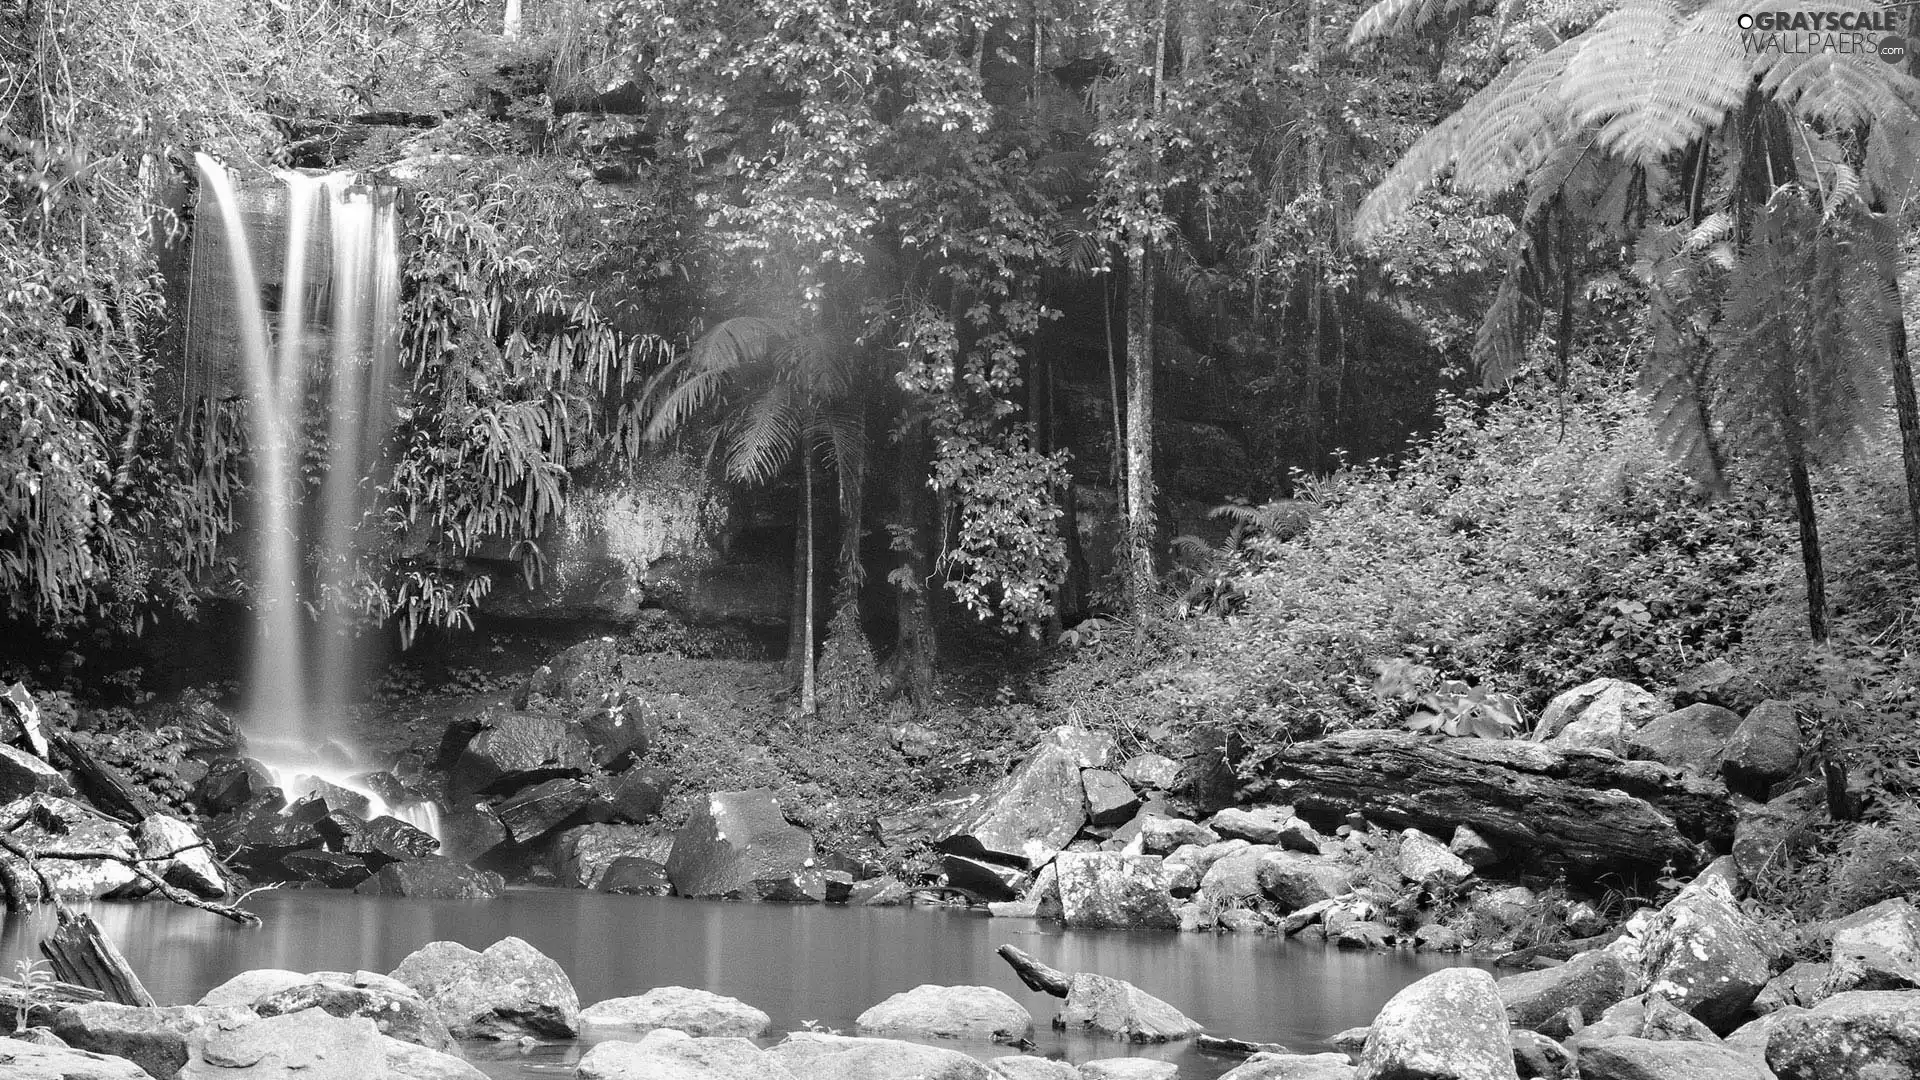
[723,381,800,484]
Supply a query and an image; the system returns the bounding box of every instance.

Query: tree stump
[39,906,155,1007]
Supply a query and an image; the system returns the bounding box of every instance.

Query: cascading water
[193,154,438,838]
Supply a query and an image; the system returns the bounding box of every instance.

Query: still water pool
[0,889,1487,1077]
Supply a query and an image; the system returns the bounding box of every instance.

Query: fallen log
[40,906,155,1006]
[1247,730,1735,875]
[996,944,1072,997]
[1196,1034,1289,1058]
[48,733,151,824]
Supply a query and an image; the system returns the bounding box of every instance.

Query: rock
[1471,886,1537,936]
[990,898,1042,917]
[1450,825,1501,869]
[134,814,225,897]
[0,1036,150,1079]
[195,760,277,815]
[330,815,439,864]
[1675,660,1765,713]
[550,824,665,889]
[252,980,455,1052]
[1564,901,1610,938]
[1765,990,1920,1078]
[1415,923,1464,952]
[1509,1030,1572,1080]
[280,849,373,889]
[448,713,593,799]
[944,853,1028,901]
[665,789,815,899]
[1331,1027,1371,1055]
[1637,875,1770,1028]
[0,795,142,902]
[382,1036,488,1080]
[436,804,508,863]
[50,1004,253,1080]
[0,744,72,801]
[765,1031,993,1080]
[1755,962,1831,1014]
[1731,786,1820,882]
[1628,704,1743,775]
[1055,974,1203,1042]
[577,1028,796,1080]
[599,856,672,894]
[1322,895,1385,941]
[354,857,503,899]
[939,727,1115,868]
[518,637,618,705]
[204,797,322,880]
[1570,992,1720,1045]
[876,793,985,851]
[1200,846,1276,905]
[855,984,1032,1040]
[197,971,310,1009]
[987,1056,1081,1080]
[1497,949,1635,1037]
[1078,1060,1176,1080]
[389,936,579,1039]
[1337,922,1391,949]
[1721,701,1799,798]
[582,987,770,1037]
[1574,1036,1775,1080]
[1825,897,1920,994]
[1274,817,1324,854]
[579,697,656,769]
[1536,679,1665,755]
[169,1008,385,1079]
[1136,816,1219,856]
[1725,1005,1805,1062]
[1208,807,1295,845]
[1121,754,1181,790]
[1358,968,1518,1080]
[1222,908,1272,933]
[1165,838,1250,879]
[1054,852,1178,929]
[1082,771,1141,827]
[493,777,599,845]
[850,876,910,906]
[1256,851,1352,913]
[1397,828,1474,889]
[1219,1052,1358,1079]
[604,768,672,824]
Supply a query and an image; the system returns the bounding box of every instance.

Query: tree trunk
[40,908,155,1007]
[801,441,818,715]
[788,490,807,687]
[1786,438,1829,642]
[1125,242,1157,618]
[894,418,937,707]
[1888,282,1920,570]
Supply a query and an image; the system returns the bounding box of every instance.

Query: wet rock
[1569,992,1720,1046]
[1574,1036,1774,1080]
[1083,771,1140,827]
[603,767,672,824]
[1450,825,1501,869]
[252,980,455,1052]
[204,798,322,880]
[599,856,672,895]
[1219,1052,1358,1079]
[577,1028,795,1080]
[1054,852,1178,930]
[1628,704,1743,774]
[1,795,142,901]
[987,1056,1081,1080]
[1121,754,1181,791]
[1536,678,1664,755]
[1136,816,1219,856]
[1509,1030,1572,1080]
[1755,962,1831,1014]
[1078,1060,1176,1080]
[0,745,71,802]
[766,1031,993,1080]
[1721,701,1799,798]
[383,1035,488,1080]
[1055,973,1203,1042]
[448,714,593,799]
[582,987,771,1037]
[390,936,579,1039]
[280,849,373,889]
[1336,922,1392,950]
[943,853,1028,901]
[850,876,910,906]
[436,803,508,863]
[494,777,600,845]
[322,814,439,867]
[0,1036,149,1079]
[135,814,225,897]
[1765,990,1920,1078]
[855,984,1032,1040]
[354,857,503,899]
[1415,923,1464,952]
[876,793,984,851]
[1635,874,1770,1028]
[746,869,828,902]
[665,789,815,900]
[176,1007,386,1079]
[1256,851,1352,913]
[285,779,373,822]
[195,760,277,815]
[1470,886,1537,936]
[550,823,663,889]
[578,697,655,770]
[939,727,1115,868]
[1825,897,1920,994]
[1208,807,1295,846]
[196,971,310,1008]
[1358,968,1518,1080]
[50,1004,253,1080]
[1397,828,1473,890]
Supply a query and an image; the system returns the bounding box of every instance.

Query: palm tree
[641,317,867,713]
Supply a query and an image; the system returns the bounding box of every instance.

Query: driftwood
[40,907,155,1007]
[1196,1034,1288,1058]
[1248,730,1736,874]
[0,824,262,926]
[48,732,152,824]
[997,944,1072,997]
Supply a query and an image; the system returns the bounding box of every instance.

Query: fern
[1348,0,1490,47]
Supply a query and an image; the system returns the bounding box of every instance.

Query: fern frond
[1866,112,1920,209]
[1472,263,1541,384]
[1565,0,1748,166]
[1452,42,1580,194]
[1348,0,1488,46]
[1756,46,1920,131]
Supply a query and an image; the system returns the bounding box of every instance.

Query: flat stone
[603,767,672,824]
[1536,679,1664,755]
[494,778,599,845]
[599,856,672,895]
[353,857,502,899]
[582,987,771,1038]
[252,980,455,1052]
[0,744,72,802]
[1083,770,1141,827]
[1136,816,1220,856]
[1755,962,1831,1014]
[1569,992,1720,1046]
[1078,1059,1177,1080]
[1763,990,1920,1079]
[50,1004,253,1080]
[1637,874,1770,1028]
[1208,807,1295,845]
[0,1035,150,1079]
[177,1007,387,1079]
[1826,897,1920,994]
[855,984,1031,1040]
[382,1035,487,1080]
[1256,851,1351,913]
[987,1056,1081,1080]
[765,1031,992,1080]
[1219,1052,1358,1079]
[1200,847,1276,905]
[1449,825,1501,869]
[1120,754,1181,790]
[1055,973,1203,1043]
[196,971,311,1009]
[448,713,593,798]
[1628,704,1743,774]
[551,824,667,889]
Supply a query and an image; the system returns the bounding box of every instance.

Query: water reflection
[1,890,1485,1079]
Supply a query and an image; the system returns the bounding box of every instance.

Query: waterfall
[193,155,438,839]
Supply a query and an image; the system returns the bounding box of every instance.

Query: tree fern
[1349,0,1491,47]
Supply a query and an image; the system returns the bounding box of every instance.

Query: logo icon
[1739,12,1755,27]
[1881,33,1909,61]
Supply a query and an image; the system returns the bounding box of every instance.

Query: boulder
[1766,990,1920,1079]
[49,1004,253,1080]
[1725,1005,1805,1062]
[328,815,439,864]
[1509,1030,1572,1080]
[1674,660,1765,713]
[1470,886,1537,936]
[1078,1060,1176,1080]
[1200,846,1276,905]
[1721,701,1799,797]
[382,1036,488,1080]
[1055,973,1203,1043]
[0,1036,148,1079]
[1274,816,1325,854]
[581,987,770,1037]
[855,984,1032,1040]
[435,804,508,864]
[1755,962,1831,1014]
[1136,816,1219,856]
[939,727,1115,868]
[1574,1035,1775,1080]
[943,853,1028,901]
[600,856,673,894]
[1731,787,1820,882]
[280,849,373,889]
[197,971,311,1008]
[604,768,672,824]
[1358,968,1518,1080]
[195,760,277,815]
[354,857,503,899]
[1450,825,1501,869]
[1336,921,1392,950]
[388,937,579,1039]
[517,636,619,705]
[1208,807,1295,846]
[1053,852,1178,930]
[850,877,910,906]
[2,794,148,902]
[1497,950,1636,1036]
[1634,874,1770,1028]
[551,823,666,889]
[204,798,322,880]
[1164,838,1250,879]
[447,714,593,798]
[1256,851,1352,913]
[0,745,71,802]
[1083,771,1141,827]
[1397,828,1473,889]
[1219,1053,1358,1079]
[493,777,600,845]
[987,1056,1081,1080]
[252,980,455,1052]
[1121,754,1181,790]
[577,1028,795,1080]
[1627,704,1743,774]
[1414,923,1464,952]
[134,814,225,897]
[1536,679,1665,754]
[579,697,656,769]
[1569,992,1720,1045]
[1825,897,1920,994]
[765,1031,993,1080]
[174,1008,388,1079]
[665,789,816,899]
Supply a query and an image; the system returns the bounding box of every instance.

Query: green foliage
[1374,660,1525,738]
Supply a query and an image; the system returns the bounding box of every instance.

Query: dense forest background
[5,0,1920,906]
